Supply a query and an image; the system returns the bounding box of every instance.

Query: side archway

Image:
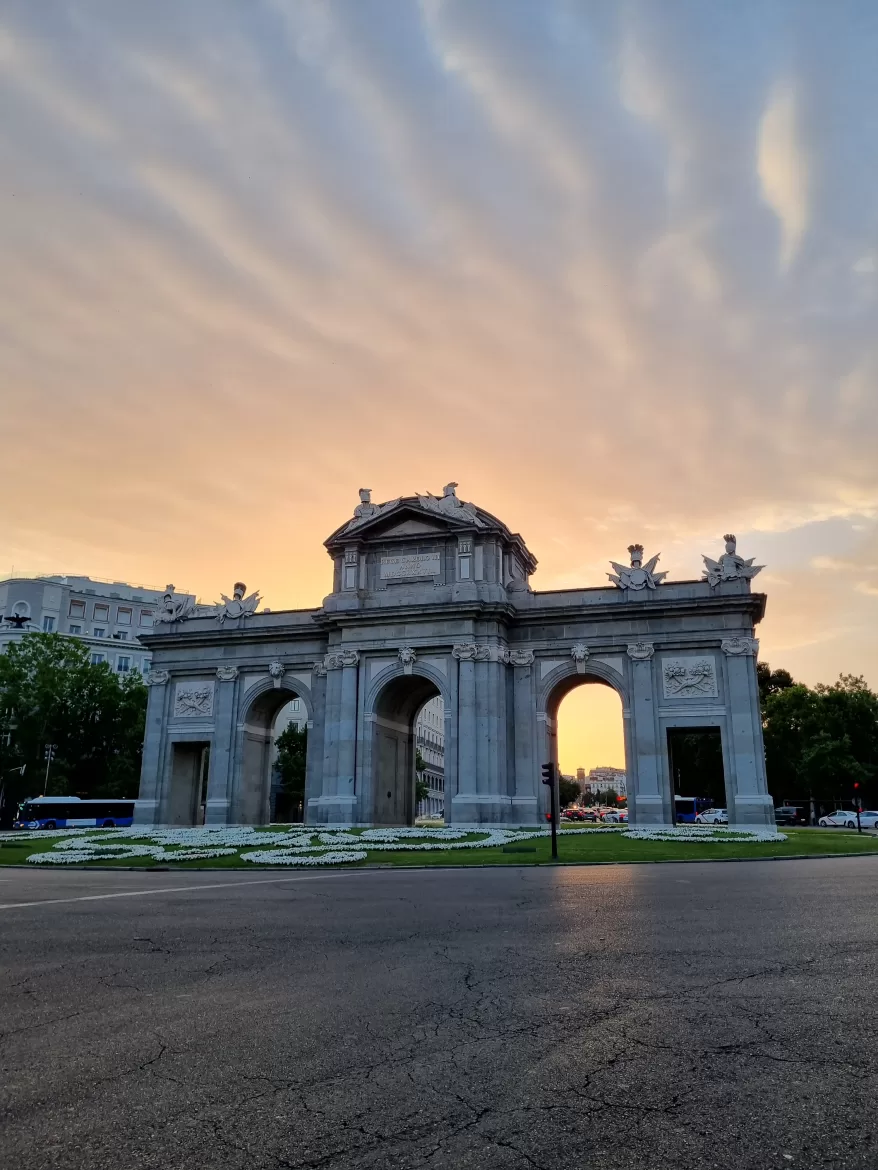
[364,663,450,826]
[236,678,315,824]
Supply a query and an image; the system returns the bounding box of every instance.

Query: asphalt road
[1,859,877,1170]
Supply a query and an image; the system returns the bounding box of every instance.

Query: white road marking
[0,874,341,911]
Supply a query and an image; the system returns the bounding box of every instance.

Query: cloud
[758,80,808,269]
[0,0,876,698]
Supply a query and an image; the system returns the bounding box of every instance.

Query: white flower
[20,820,786,865]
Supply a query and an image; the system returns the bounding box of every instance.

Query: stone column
[452,647,477,823]
[336,652,360,804]
[135,671,171,824]
[204,668,238,825]
[321,658,342,799]
[316,649,359,823]
[626,644,666,826]
[511,651,538,824]
[721,639,774,828]
[304,664,327,824]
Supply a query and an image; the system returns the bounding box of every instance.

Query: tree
[762,671,878,810]
[275,723,308,821]
[757,661,796,706]
[0,633,147,824]
[415,749,430,805]
[559,777,580,807]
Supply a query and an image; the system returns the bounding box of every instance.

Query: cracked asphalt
[1,858,877,1170]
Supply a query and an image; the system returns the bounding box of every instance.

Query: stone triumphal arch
[136,486,773,830]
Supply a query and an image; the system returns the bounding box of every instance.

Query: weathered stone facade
[136,488,773,830]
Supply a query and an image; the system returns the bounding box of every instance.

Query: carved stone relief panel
[662,657,718,699]
[173,681,215,718]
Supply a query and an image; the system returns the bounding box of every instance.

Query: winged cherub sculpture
[702,535,763,588]
[608,545,667,591]
[216,582,261,623]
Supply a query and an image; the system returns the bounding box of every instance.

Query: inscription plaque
[380,553,441,580]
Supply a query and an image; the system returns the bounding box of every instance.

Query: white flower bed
[239,850,368,866]
[12,821,785,866]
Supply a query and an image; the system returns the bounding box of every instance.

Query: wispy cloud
[0,0,876,709]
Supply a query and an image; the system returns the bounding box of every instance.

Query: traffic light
[540,762,555,786]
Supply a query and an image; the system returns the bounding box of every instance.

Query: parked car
[819,809,861,828]
[562,807,589,821]
[818,809,878,829]
[602,809,628,823]
[774,805,803,826]
[695,808,728,824]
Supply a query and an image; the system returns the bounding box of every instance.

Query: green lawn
[3,827,878,869]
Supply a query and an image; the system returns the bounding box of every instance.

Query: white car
[695,808,728,824]
[819,809,878,829]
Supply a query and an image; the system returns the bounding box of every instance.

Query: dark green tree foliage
[0,633,147,819]
[757,661,796,705]
[274,722,308,821]
[761,668,878,807]
[559,777,581,808]
[414,749,430,805]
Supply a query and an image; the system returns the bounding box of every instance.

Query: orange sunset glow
[2,2,877,775]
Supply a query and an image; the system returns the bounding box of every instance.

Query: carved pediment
[324,487,538,574]
[373,518,449,538]
[326,497,487,550]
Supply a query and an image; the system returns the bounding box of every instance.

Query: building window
[117,656,131,673]
[141,660,151,674]
[12,601,30,618]
[93,628,106,638]
[114,631,129,641]
[139,609,154,627]
[42,616,55,632]
[94,603,110,622]
[69,624,82,636]
[91,652,106,665]
[117,607,132,625]
[458,555,471,580]
[69,600,86,619]
[291,699,300,712]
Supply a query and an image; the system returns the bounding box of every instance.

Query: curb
[3,850,878,873]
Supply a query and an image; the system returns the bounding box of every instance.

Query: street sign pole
[44,745,55,796]
[540,762,559,860]
[550,767,559,860]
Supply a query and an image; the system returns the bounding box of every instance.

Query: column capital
[721,637,759,657]
[626,642,655,661]
[326,649,360,669]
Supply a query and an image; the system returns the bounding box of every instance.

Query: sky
[1,0,876,773]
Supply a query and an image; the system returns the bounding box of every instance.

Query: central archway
[371,673,442,825]
[556,683,626,812]
[539,662,632,822]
